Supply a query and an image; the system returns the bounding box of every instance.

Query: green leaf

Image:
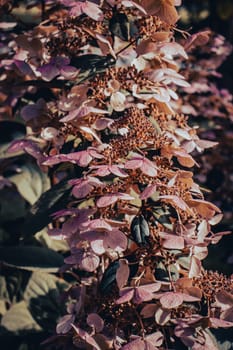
[0,275,9,305]
[24,272,64,300]
[109,12,130,41]
[130,215,150,245]
[0,300,7,316]
[35,229,68,252]
[1,301,41,333]
[8,163,50,205]
[0,121,26,159]
[0,187,28,223]
[24,272,68,331]
[0,246,64,272]
[152,205,174,230]
[22,179,72,237]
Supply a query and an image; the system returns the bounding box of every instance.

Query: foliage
[0,0,232,349]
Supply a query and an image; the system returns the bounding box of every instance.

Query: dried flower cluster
[0,0,232,349]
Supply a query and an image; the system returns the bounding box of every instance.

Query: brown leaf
[187,199,220,219]
[139,0,179,24]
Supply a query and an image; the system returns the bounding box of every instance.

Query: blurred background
[178,0,233,274]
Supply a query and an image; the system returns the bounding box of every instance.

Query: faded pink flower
[60,0,103,21]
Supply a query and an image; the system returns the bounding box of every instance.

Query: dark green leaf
[152,205,174,230]
[109,12,130,41]
[22,179,71,237]
[0,121,26,159]
[0,246,64,272]
[130,215,150,246]
[24,272,68,331]
[100,255,139,294]
[0,187,28,223]
[24,271,67,301]
[8,162,50,205]
[99,260,119,294]
[0,121,26,145]
[70,54,115,72]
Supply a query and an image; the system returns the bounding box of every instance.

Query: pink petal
[72,325,101,350]
[209,317,233,328]
[38,64,60,81]
[83,218,113,231]
[93,118,113,130]
[90,239,105,255]
[14,60,34,75]
[42,154,69,166]
[145,331,164,347]
[141,304,157,318]
[160,233,185,250]
[193,245,208,260]
[96,194,119,208]
[116,288,134,304]
[60,65,79,79]
[61,106,108,122]
[56,314,75,334]
[21,99,46,121]
[121,338,145,350]
[110,165,128,177]
[118,193,135,201]
[160,42,188,59]
[110,91,126,112]
[79,251,100,272]
[70,150,92,167]
[141,159,157,177]
[116,259,130,289]
[154,306,171,325]
[124,158,143,170]
[140,184,157,200]
[87,313,104,332]
[93,165,111,177]
[208,213,223,225]
[0,22,17,29]
[72,181,92,198]
[134,287,154,304]
[8,140,45,163]
[122,0,147,14]
[83,1,103,21]
[106,229,127,252]
[215,291,233,308]
[189,256,201,278]
[160,292,184,309]
[195,139,218,150]
[160,195,189,211]
[181,292,201,302]
[69,3,82,16]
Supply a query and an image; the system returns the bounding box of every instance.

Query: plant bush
[0,1,232,349]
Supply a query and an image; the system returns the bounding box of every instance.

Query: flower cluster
[1,1,232,349]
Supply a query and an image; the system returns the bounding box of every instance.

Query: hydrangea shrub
[0,1,232,349]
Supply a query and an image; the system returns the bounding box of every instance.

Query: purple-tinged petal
[140,184,157,200]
